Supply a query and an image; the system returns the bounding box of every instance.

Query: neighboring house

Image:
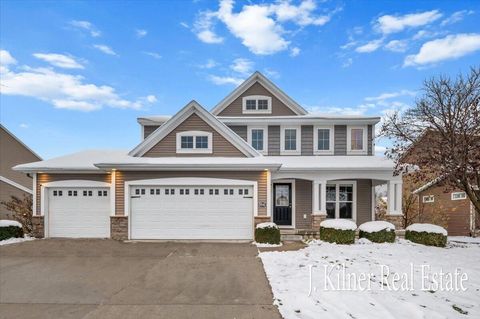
[402,131,478,236]
[0,125,42,219]
[14,72,403,240]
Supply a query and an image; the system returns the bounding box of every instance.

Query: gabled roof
[210,71,308,116]
[128,100,261,157]
[1,124,42,160]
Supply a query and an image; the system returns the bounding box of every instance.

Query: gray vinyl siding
[228,125,248,141]
[334,125,347,155]
[295,179,312,229]
[356,179,372,225]
[143,125,160,139]
[368,125,373,155]
[268,125,280,155]
[301,125,313,156]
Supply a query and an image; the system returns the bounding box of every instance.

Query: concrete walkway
[0,239,281,319]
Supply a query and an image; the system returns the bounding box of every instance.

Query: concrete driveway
[0,239,281,319]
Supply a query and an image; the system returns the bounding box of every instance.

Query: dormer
[211,71,307,117]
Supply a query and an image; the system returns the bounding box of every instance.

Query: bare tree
[1,195,33,234]
[380,66,480,217]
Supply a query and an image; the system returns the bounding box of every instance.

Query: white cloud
[404,33,480,67]
[19,123,29,129]
[355,39,383,53]
[143,51,162,59]
[375,10,442,35]
[180,22,189,28]
[365,90,416,102]
[208,74,244,86]
[0,49,17,65]
[193,0,336,55]
[263,68,280,79]
[33,53,84,69]
[198,59,217,69]
[230,58,253,75]
[144,95,157,103]
[384,39,408,52]
[440,10,474,26]
[136,29,147,38]
[290,47,301,57]
[342,57,353,68]
[0,50,154,112]
[69,20,101,37]
[308,103,376,116]
[93,44,117,56]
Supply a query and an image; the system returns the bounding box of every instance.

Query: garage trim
[41,180,111,237]
[125,177,258,240]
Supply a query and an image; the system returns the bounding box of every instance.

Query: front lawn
[259,238,480,319]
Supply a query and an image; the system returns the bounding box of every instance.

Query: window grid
[284,129,297,151]
[181,136,193,149]
[317,129,330,150]
[351,129,364,150]
[251,129,264,151]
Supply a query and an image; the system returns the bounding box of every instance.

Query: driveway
[0,239,281,319]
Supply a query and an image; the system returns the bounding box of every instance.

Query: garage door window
[53,190,63,196]
[68,190,78,196]
[83,190,93,196]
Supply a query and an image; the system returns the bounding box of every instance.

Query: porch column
[313,180,327,214]
[387,180,403,215]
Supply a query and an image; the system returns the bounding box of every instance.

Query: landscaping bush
[319,219,356,244]
[359,221,396,243]
[405,223,447,247]
[0,220,24,241]
[255,222,280,244]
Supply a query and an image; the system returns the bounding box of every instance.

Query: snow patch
[0,220,22,228]
[320,219,357,231]
[359,221,395,233]
[449,236,480,244]
[356,237,372,244]
[256,222,278,229]
[0,236,34,246]
[406,223,447,236]
[253,241,283,248]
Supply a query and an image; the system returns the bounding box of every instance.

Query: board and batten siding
[295,179,312,229]
[301,125,313,156]
[355,179,372,225]
[143,113,245,157]
[35,173,111,215]
[227,125,248,141]
[268,126,280,155]
[143,125,160,139]
[115,171,268,217]
[217,82,297,117]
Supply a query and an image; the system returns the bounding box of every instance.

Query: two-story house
[14,72,403,240]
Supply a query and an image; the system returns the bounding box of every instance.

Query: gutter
[94,163,283,171]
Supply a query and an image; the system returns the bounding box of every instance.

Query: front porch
[255,168,404,236]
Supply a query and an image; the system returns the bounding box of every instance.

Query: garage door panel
[48,187,110,238]
[131,185,254,240]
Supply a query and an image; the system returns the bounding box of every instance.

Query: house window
[281,127,301,155]
[347,126,367,155]
[451,192,466,200]
[242,95,272,114]
[285,129,296,150]
[248,127,267,153]
[423,195,434,203]
[325,182,356,220]
[176,131,212,154]
[314,126,334,155]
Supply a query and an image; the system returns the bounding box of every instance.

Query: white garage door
[48,187,110,238]
[130,185,254,240]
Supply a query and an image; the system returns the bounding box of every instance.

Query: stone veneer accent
[384,214,404,229]
[311,214,326,230]
[111,216,128,240]
[31,216,45,238]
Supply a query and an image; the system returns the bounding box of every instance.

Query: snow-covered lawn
[0,236,35,246]
[260,238,480,319]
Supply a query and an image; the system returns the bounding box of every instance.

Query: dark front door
[273,183,292,226]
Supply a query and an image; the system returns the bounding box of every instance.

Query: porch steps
[281,234,304,241]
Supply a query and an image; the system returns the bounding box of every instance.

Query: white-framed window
[325,181,357,220]
[280,126,301,155]
[176,131,212,154]
[242,95,272,114]
[247,126,268,154]
[313,126,334,155]
[451,192,467,200]
[423,195,434,203]
[347,126,368,155]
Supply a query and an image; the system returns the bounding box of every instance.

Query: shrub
[0,220,24,241]
[405,223,447,247]
[1,195,33,234]
[319,219,357,244]
[255,222,280,244]
[359,221,396,243]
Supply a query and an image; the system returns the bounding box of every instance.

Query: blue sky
[1,0,479,159]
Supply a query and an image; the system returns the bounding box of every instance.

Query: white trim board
[128,100,260,158]
[0,175,33,194]
[211,72,307,116]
